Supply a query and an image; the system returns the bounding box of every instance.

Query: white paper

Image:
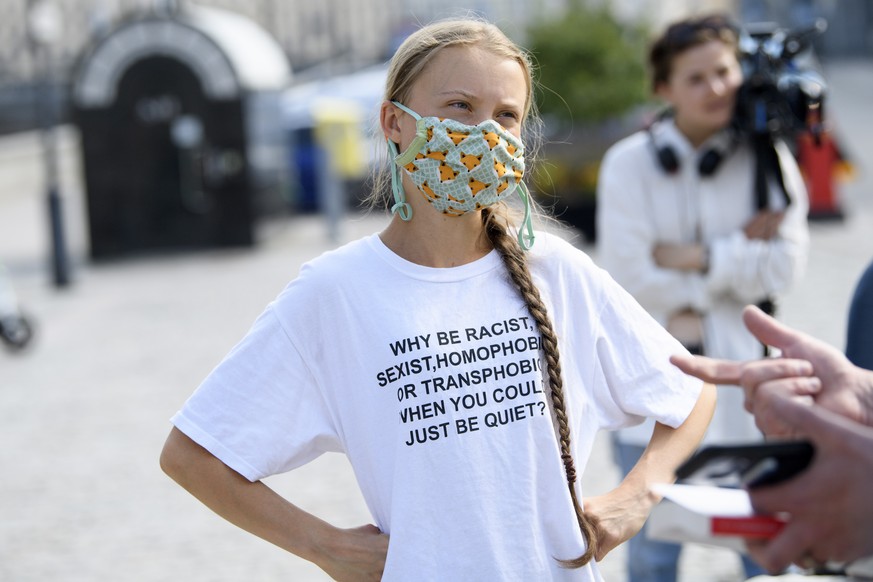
[647,483,782,553]
[651,483,755,517]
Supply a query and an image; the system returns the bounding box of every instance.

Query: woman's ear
[380,100,402,145]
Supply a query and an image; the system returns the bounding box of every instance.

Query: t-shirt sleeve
[591,270,704,431]
[171,306,342,482]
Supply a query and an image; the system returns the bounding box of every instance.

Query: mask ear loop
[516,182,535,250]
[386,139,412,221]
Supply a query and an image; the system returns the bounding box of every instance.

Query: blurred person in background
[596,13,809,582]
[160,16,716,581]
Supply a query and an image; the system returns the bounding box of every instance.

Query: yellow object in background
[312,98,367,179]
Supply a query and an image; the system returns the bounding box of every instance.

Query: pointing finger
[670,353,742,385]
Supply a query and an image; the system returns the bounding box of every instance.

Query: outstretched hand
[669,350,819,438]
[670,305,873,436]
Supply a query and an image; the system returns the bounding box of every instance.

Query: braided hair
[483,206,602,567]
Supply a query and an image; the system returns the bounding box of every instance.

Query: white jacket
[596,119,809,445]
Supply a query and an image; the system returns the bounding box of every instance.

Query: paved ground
[1,59,871,581]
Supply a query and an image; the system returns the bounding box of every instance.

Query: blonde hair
[385,19,535,120]
[367,17,543,214]
[371,17,601,567]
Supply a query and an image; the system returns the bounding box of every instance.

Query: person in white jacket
[596,13,809,582]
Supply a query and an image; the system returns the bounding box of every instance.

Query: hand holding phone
[675,441,815,489]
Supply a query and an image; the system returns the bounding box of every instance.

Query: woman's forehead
[411,45,527,102]
[671,40,737,76]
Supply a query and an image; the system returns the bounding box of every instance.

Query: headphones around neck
[645,109,732,177]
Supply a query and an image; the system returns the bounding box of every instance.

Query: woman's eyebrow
[435,89,477,99]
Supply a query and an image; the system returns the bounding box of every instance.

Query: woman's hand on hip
[584,485,654,561]
[315,524,389,582]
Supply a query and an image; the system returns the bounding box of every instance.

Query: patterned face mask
[387,101,535,250]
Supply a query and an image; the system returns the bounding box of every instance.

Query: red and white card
[647,483,786,552]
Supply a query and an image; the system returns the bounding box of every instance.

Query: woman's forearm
[584,383,716,560]
[160,427,330,559]
[159,427,387,580]
[628,382,717,494]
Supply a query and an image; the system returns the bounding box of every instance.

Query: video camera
[730,19,828,212]
[733,18,828,143]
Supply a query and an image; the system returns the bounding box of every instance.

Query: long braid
[483,208,602,567]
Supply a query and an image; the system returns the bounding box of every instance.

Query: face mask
[387,101,535,250]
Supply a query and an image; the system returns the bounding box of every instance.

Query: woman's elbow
[160,427,197,484]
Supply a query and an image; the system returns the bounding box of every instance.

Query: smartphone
[675,440,815,489]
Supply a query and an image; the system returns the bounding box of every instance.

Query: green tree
[527,4,648,123]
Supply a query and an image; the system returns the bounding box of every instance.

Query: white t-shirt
[172,231,702,581]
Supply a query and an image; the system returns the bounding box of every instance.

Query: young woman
[161,17,715,581]
[596,13,809,582]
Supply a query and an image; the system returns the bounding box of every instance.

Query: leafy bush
[527,4,648,124]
